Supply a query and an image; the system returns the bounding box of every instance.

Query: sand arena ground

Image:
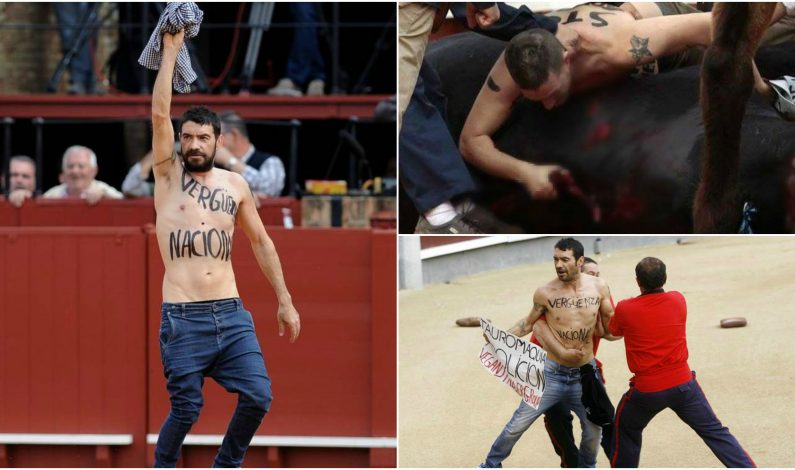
[399,237,795,467]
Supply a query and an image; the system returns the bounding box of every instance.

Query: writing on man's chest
[547,296,599,309]
[182,169,238,216]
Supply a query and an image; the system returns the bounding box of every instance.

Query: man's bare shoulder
[536,279,564,298]
[485,53,521,101]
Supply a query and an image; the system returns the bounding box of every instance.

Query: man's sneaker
[457,201,522,233]
[267,78,303,97]
[768,76,795,120]
[306,79,326,96]
[414,213,482,234]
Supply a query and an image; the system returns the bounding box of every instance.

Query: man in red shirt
[608,257,755,468]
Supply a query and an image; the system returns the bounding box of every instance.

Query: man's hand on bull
[518,162,571,199]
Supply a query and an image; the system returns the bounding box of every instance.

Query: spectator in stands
[53,3,98,95]
[267,3,326,97]
[2,155,37,208]
[43,145,123,204]
[214,111,286,197]
[121,149,154,197]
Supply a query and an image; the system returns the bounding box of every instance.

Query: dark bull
[424,33,795,233]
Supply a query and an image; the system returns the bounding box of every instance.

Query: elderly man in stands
[43,145,123,204]
[213,111,286,197]
[3,155,37,207]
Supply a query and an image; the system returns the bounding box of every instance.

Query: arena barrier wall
[0,202,396,468]
[0,198,301,228]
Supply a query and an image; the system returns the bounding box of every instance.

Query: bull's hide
[425,33,795,233]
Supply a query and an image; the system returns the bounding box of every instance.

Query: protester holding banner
[608,257,755,468]
[479,238,620,468]
[531,257,613,468]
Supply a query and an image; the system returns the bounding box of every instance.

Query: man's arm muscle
[151,32,184,180]
[235,175,300,341]
[507,288,547,337]
[597,280,622,341]
[459,53,526,180]
[617,13,712,67]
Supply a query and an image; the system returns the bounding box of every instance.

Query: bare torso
[536,274,604,367]
[155,158,246,302]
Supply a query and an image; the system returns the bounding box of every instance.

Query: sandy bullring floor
[398,237,795,467]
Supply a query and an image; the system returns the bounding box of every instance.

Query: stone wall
[0,3,118,94]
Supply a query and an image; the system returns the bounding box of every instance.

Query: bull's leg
[693,3,776,233]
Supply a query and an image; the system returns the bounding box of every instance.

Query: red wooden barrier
[0,198,301,228]
[0,227,148,467]
[0,198,20,226]
[0,209,395,467]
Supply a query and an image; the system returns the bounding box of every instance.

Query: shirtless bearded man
[151,30,300,467]
[479,238,619,468]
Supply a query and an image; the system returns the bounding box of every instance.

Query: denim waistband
[545,357,596,375]
[162,298,242,315]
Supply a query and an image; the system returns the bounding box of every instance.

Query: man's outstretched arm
[459,53,566,199]
[235,175,301,342]
[152,31,185,180]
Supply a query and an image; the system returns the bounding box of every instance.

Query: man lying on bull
[459,3,791,201]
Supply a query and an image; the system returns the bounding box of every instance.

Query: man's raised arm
[152,30,185,180]
[459,53,564,199]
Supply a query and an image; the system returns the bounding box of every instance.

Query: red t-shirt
[609,290,692,392]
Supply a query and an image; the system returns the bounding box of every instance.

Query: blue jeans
[154,298,272,468]
[481,359,602,468]
[399,62,477,212]
[285,3,326,85]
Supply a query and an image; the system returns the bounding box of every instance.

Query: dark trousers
[544,404,579,467]
[611,372,755,468]
[285,3,326,85]
[53,2,97,90]
[544,401,614,467]
[155,298,272,468]
[399,61,476,213]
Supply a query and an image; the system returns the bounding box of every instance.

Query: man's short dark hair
[10,155,36,169]
[505,29,565,90]
[583,257,597,265]
[219,110,249,139]
[179,105,221,138]
[635,257,667,290]
[554,237,584,260]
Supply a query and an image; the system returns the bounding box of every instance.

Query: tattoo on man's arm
[629,35,653,64]
[487,76,501,92]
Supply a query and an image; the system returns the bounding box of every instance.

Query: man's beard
[181,144,217,172]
